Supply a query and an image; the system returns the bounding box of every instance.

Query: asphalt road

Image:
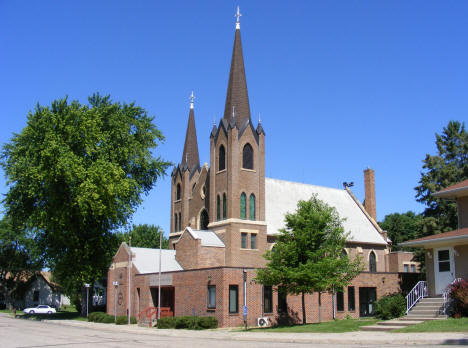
[1,314,467,348]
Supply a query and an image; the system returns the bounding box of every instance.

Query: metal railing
[136,306,173,327]
[443,278,462,314]
[406,280,427,314]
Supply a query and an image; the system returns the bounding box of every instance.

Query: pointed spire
[223,7,251,129]
[181,92,200,172]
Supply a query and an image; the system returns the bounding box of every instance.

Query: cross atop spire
[190,91,195,109]
[235,6,242,29]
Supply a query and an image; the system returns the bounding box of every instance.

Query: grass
[393,318,468,333]
[1,305,87,321]
[248,318,379,333]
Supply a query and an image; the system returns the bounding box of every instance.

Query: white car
[23,305,56,314]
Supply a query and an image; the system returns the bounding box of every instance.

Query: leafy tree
[415,120,468,234]
[1,94,170,299]
[0,217,43,307]
[379,211,422,251]
[117,224,168,249]
[256,195,363,324]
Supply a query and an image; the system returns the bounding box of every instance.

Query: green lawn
[393,318,468,333]
[248,318,378,333]
[1,306,87,321]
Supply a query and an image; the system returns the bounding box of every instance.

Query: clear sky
[1,1,467,237]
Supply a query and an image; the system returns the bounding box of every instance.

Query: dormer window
[242,143,253,169]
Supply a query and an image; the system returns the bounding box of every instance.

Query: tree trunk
[301,291,306,324]
[318,292,322,323]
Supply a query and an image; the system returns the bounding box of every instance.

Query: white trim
[208,218,267,228]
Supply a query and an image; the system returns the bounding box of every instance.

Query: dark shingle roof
[181,108,200,173]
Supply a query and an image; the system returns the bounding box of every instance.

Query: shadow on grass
[19,311,87,321]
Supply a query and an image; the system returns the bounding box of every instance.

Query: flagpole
[158,229,162,320]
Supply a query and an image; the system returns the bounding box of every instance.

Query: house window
[278,286,287,313]
[218,145,226,171]
[341,249,348,258]
[33,290,39,302]
[242,143,253,169]
[411,264,416,273]
[249,194,255,220]
[438,250,451,272]
[337,291,344,312]
[229,285,238,313]
[217,195,221,221]
[251,234,257,249]
[240,193,246,219]
[223,193,227,220]
[176,183,181,200]
[200,209,209,230]
[207,285,216,309]
[404,264,409,273]
[263,286,273,313]
[241,233,247,249]
[348,286,355,311]
[369,251,377,273]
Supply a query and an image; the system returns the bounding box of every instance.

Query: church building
[107,9,416,327]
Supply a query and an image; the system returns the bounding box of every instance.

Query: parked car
[23,305,56,314]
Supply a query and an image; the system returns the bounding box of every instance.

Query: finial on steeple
[258,112,261,124]
[235,6,242,29]
[190,91,195,109]
[213,115,216,126]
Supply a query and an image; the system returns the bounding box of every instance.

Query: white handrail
[406,281,427,314]
[443,278,462,314]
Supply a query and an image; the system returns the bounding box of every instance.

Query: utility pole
[158,229,162,320]
[128,237,132,325]
[112,281,118,322]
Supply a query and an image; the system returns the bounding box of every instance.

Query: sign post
[84,283,90,317]
[112,281,119,322]
[243,269,247,330]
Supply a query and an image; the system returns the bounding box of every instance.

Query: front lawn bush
[115,315,137,325]
[448,279,468,318]
[88,311,114,323]
[374,293,406,320]
[156,316,217,329]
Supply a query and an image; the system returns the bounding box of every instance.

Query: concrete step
[419,298,444,303]
[377,320,423,327]
[409,309,442,314]
[402,316,447,321]
[360,325,403,332]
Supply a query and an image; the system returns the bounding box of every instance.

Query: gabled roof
[177,227,225,248]
[400,228,468,247]
[223,27,251,129]
[181,107,200,174]
[265,178,388,245]
[130,247,183,274]
[433,179,468,199]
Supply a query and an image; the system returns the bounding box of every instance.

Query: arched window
[200,209,209,230]
[223,193,227,220]
[249,194,255,220]
[176,183,181,200]
[240,193,246,219]
[216,195,221,221]
[174,214,178,232]
[219,145,226,171]
[341,249,348,258]
[178,212,182,232]
[242,143,253,170]
[369,251,377,273]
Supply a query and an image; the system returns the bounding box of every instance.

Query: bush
[156,316,217,330]
[374,293,406,320]
[88,311,112,323]
[115,315,137,325]
[448,279,468,318]
[156,317,177,329]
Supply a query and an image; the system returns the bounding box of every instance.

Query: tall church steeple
[223,7,251,129]
[181,91,200,172]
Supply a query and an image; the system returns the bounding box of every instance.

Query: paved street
[1,314,467,348]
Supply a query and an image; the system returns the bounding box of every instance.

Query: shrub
[88,311,111,323]
[374,293,406,320]
[156,317,177,329]
[115,315,137,325]
[156,316,217,330]
[198,316,218,329]
[448,279,468,318]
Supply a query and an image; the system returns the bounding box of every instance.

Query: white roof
[130,247,183,274]
[181,227,225,247]
[265,178,387,245]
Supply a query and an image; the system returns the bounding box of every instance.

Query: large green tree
[415,120,468,234]
[117,224,168,249]
[0,217,43,307]
[379,211,422,251]
[256,195,363,324]
[1,94,169,298]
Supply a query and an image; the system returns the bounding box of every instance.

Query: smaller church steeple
[181,91,200,172]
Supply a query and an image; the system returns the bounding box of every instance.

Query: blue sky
[1,1,467,236]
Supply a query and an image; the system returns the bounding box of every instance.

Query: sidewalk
[40,318,468,346]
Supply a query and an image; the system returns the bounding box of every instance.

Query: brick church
[107,10,417,327]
